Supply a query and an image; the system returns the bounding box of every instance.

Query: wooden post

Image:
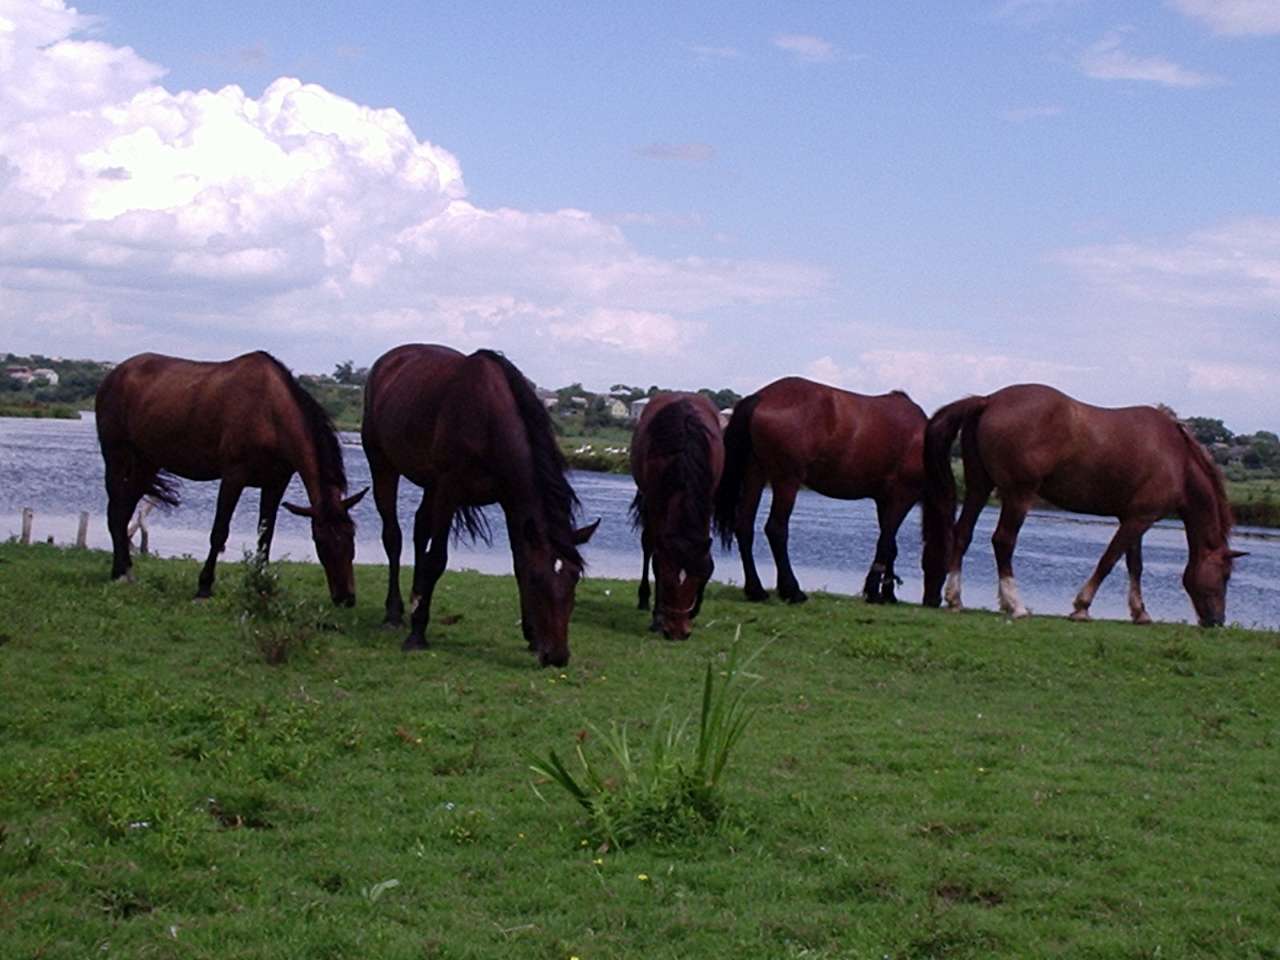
[76,511,90,548]
[20,507,33,545]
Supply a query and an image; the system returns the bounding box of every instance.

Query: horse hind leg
[637,524,653,611]
[946,469,994,611]
[864,492,912,604]
[370,462,404,626]
[735,467,769,602]
[765,479,806,604]
[103,448,154,583]
[991,493,1032,619]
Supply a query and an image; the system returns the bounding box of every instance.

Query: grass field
[2,541,1278,959]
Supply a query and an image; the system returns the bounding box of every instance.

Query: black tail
[921,395,988,603]
[474,349,583,565]
[146,471,182,508]
[713,392,762,549]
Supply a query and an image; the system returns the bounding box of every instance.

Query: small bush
[235,548,327,664]
[528,631,763,847]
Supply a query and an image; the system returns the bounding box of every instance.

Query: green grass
[2,541,1279,958]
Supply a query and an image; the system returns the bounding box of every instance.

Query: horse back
[750,377,925,498]
[978,384,1187,516]
[96,352,298,481]
[631,392,725,495]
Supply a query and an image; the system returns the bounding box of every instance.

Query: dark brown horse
[95,351,367,602]
[361,344,598,666]
[714,377,948,606]
[630,392,725,640]
[924,383,1244,626]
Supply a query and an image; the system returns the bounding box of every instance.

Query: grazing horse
[630,392,725,640]
[361,344,598,666]
[95,352,367,603]
[924,383,1244,626]
[713,377,948,606]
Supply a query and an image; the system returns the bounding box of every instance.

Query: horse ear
[573,517,601,545]
[282,501,315,518]
[1229,549,1249,560]
[342,486,370,511]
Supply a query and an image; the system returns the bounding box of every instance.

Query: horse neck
[1180,455,1229,558]
[280,418,336,510]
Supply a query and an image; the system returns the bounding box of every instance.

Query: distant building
[535,387,558,410]
[629,397,650,421]
[604,397,628,419]
[5,365,33,383]
[719,408,734,428]
[32,368,59,385]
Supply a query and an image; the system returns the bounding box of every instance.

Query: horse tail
[922,396,988,578]
[713,392,762,549]
[473,349,582,563]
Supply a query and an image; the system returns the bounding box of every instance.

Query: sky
[1,0,1278,430]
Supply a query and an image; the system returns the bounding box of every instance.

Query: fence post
[77,511,90,548]
[20,507,33,545]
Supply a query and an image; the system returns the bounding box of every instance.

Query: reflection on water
[3,413,1278,630]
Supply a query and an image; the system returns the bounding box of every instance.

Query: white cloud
[805,350,1097,413]
[1079,30,1222,88]
[1059,217,1280,309]
[1188,361,1275,394]
[0,0,826,377]
[772,33,838,64]
[1169,0,1280,36]
[687,43,742,61]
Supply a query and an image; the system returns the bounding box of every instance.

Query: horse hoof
[1068,608,1091,622]
[784,591,808,605]
[744,588,769,603]
[192,595,211,604]
[1011,609,1032,620]
[401,636,428,652]
[1132,611,1153,626]
[648,619,661,633]
[381,619,403,631]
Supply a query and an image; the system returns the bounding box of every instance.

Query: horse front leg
[1070,517,1154,622]
[1125,538,1153,625]
[765,479,805,604]
[256,474,292,560]
[196,478,245,599]
[404,496,454,652]
[991,492,1032,618]
[637,523,653,611]
[409,485,435,612]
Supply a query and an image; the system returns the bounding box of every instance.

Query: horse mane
[257,352,347,493]
[635,399,716,563]
[1178,423,1233,544]
[473,349,583,566]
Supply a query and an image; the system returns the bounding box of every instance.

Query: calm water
[3,414,1277,630]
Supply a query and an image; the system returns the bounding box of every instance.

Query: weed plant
[234,547,327,664]
[528,633,760,847]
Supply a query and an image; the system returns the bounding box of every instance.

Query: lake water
[3,414,1277,630]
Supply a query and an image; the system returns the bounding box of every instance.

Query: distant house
[32,368,59,386]
[629,397,650,421]
[569,396,588,409]
[535,387,558,410]
[604,397,628,419]
[719,408,734,428]
[5,365,33,383]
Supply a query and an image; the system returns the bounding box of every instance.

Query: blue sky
[2,0,1278,428]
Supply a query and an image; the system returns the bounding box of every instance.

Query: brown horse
[714,377,948,606]
[630,392,725,640]
[95,351,367,602]
[924,383,1244,626]
[361,344,598,666]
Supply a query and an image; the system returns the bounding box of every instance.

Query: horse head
[284,486,368,606]
[518,518,599,667]
[1183,545,1247,627]
[654,534,714,640]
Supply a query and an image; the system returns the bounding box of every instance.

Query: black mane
[474,349,583,565]
[258,352,347,493]
[636,399,716,564]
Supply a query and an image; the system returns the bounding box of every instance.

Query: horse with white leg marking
[923,383,1244,626]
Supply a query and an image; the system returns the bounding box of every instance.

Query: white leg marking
[1070,580,1096,621]
[998,576,1030,619]
[944,571,963,610]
